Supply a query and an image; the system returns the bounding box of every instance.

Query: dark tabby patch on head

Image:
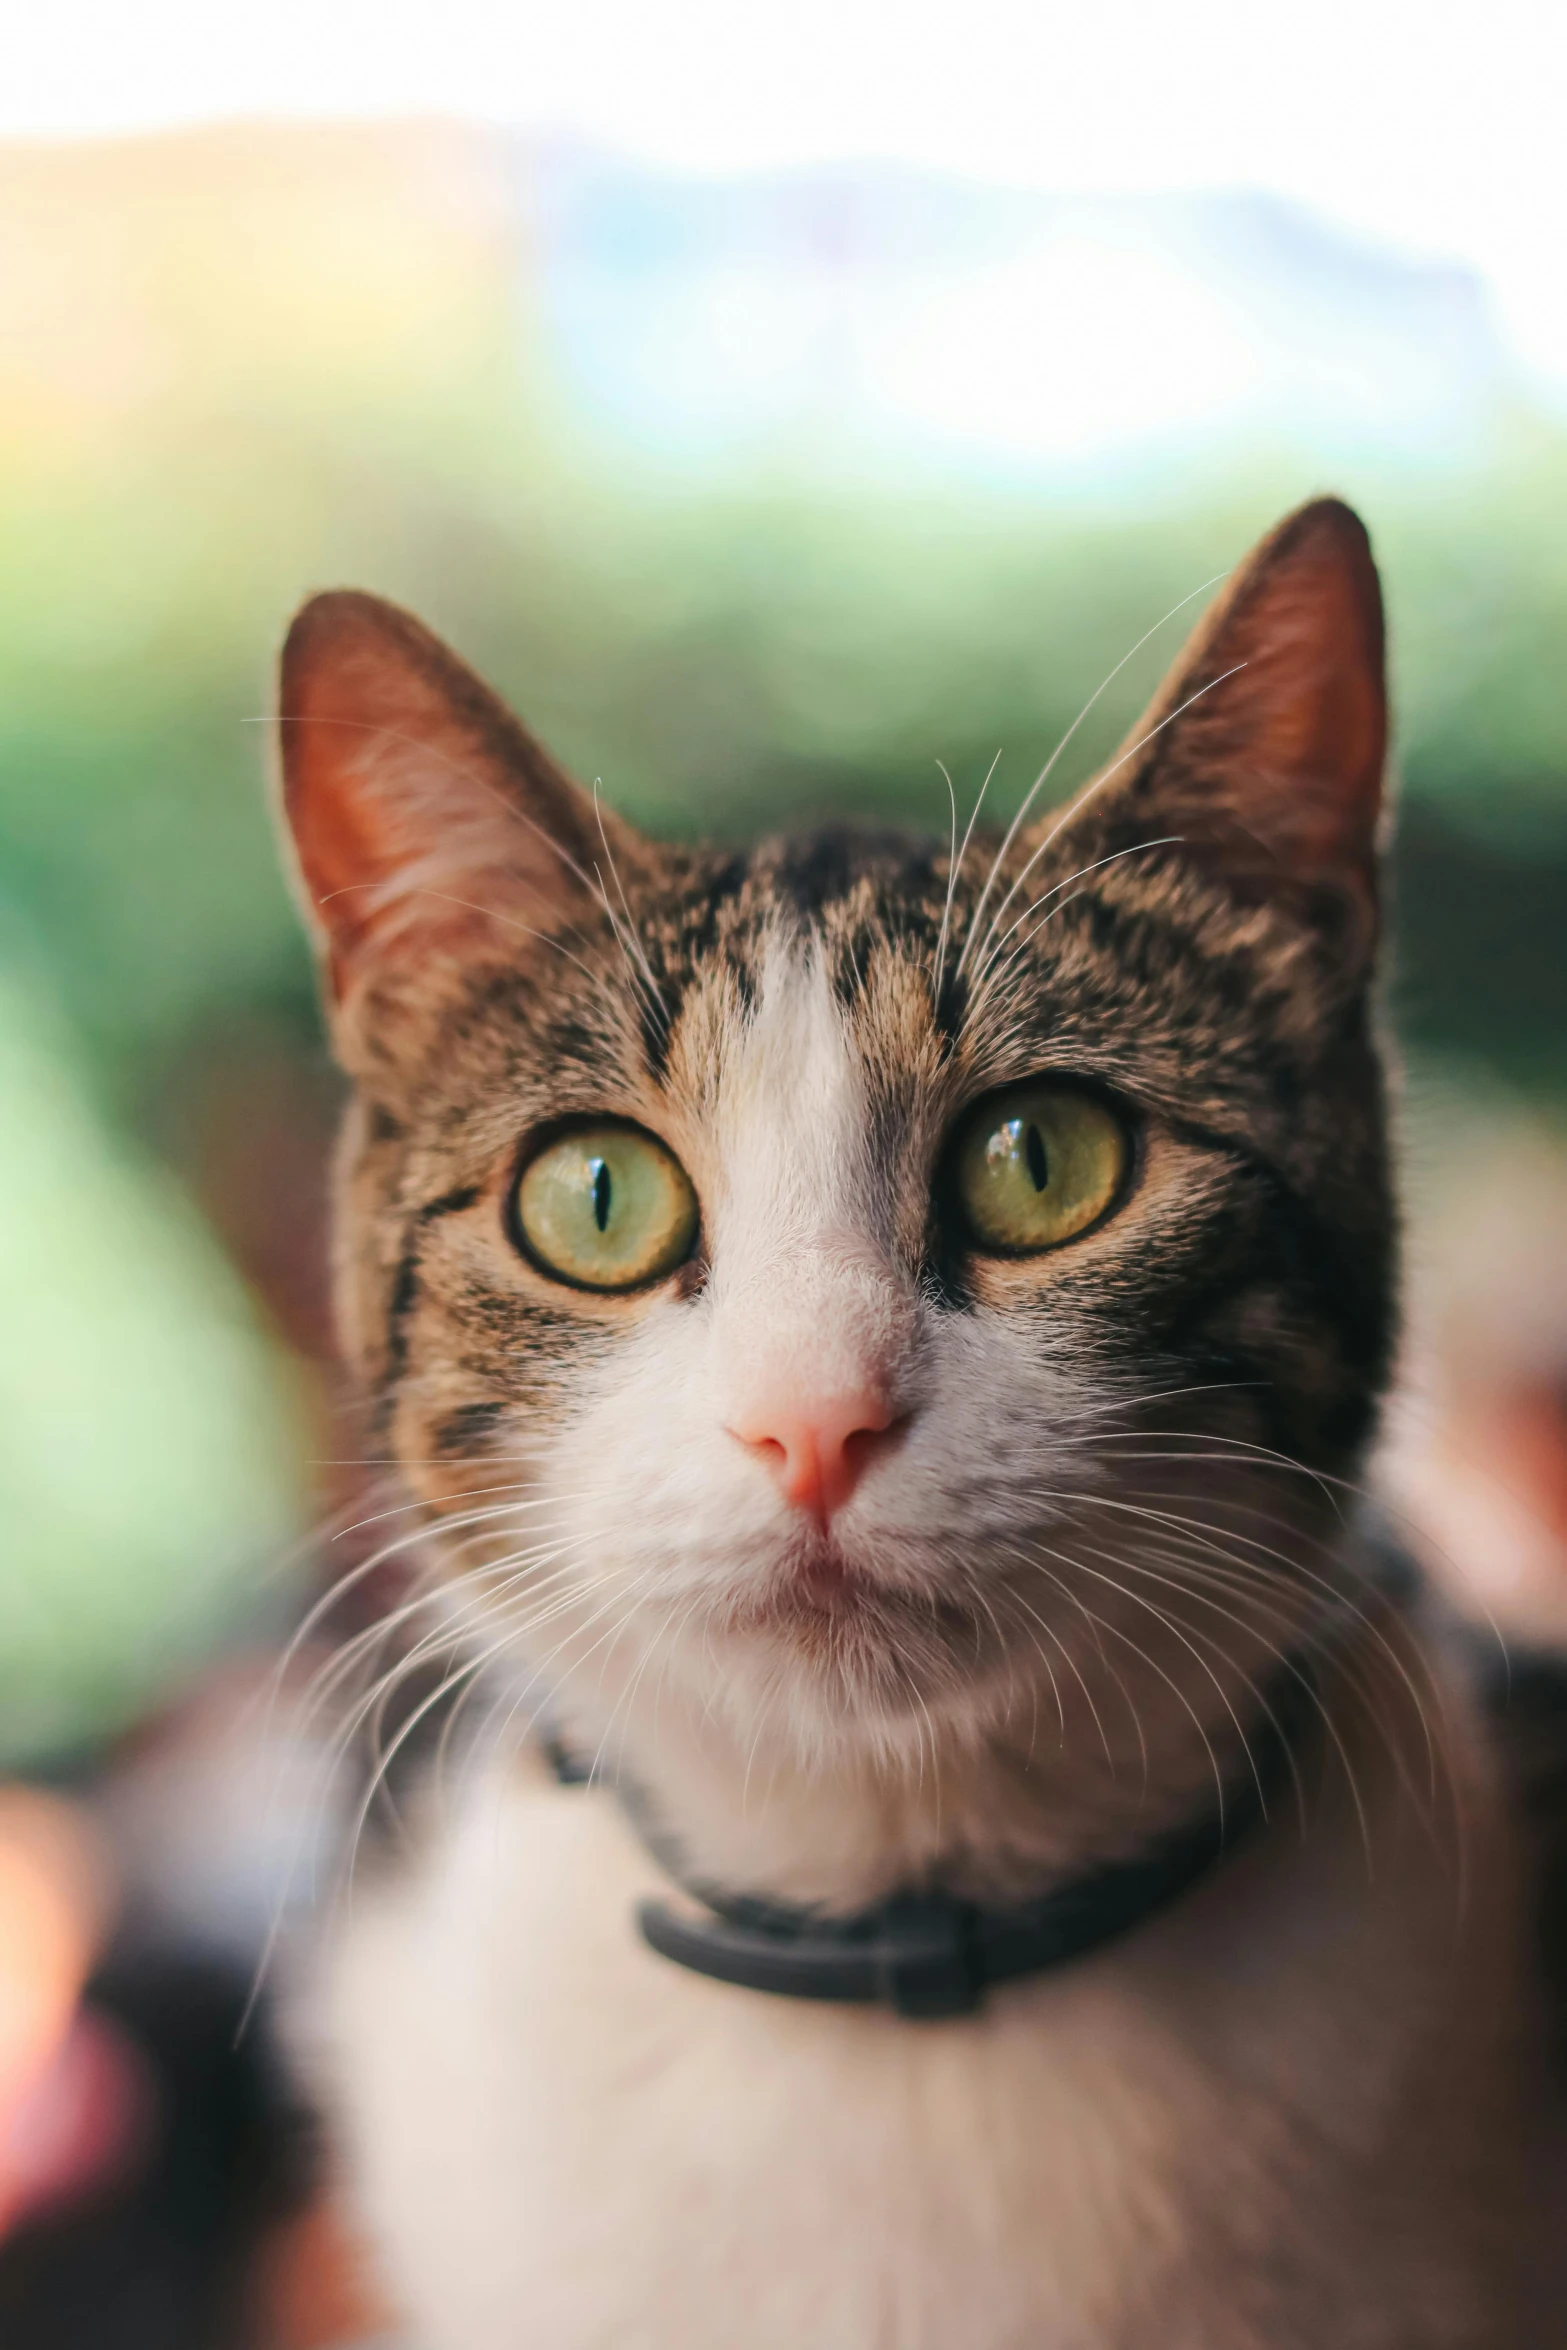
[435,1399,505,1459]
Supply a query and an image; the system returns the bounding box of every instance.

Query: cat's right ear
[275,591,637,1014]
[1035,498,1388,966]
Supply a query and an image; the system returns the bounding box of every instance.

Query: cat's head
[275,499,1394,1784]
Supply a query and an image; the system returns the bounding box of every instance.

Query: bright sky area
[5,0,1566,386]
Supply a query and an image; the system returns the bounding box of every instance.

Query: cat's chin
[698,1541,1005,1740]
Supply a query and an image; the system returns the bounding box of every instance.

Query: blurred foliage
[2,126,1566,1102]
[0,968,303,1763]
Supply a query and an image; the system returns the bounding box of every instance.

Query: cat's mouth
[721,1535,982,1658]
[731,1541,869,1631]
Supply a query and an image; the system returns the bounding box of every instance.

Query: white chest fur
[307,1735,1535,2350]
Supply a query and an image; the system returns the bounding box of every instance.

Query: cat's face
[278,500,1394,1773]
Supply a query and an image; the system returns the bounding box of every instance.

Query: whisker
[953,573,1227,982]
[932,747,1002,1009]
[967,837,1184,1004]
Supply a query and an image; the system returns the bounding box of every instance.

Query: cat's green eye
[952,1084,1129,1256]
[513,1123,698,1292]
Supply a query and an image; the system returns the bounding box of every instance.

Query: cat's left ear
[275,590,644,1015]
[1047,497,1388,953]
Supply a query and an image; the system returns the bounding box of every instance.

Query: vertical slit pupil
[1025,1123,1049,1193]
[591,1159,612,1232]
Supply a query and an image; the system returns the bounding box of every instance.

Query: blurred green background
[4,122,1566,1760]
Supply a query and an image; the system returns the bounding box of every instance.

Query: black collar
[545,1650,1323,2020]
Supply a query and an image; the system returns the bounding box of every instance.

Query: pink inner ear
[1235,542,1386,876]
[280,600,471,981]
[1092,499,1387,901]
[277,590,622,1005]
[282,719,406,966]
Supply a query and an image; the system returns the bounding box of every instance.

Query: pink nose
[728,1389,901,1524]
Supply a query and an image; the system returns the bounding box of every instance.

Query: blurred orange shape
[0,1787,113,2230]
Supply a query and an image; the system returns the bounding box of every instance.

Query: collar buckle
[872,1893,983,2018]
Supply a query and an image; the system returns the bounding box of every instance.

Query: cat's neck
[536,1574,1415,1917]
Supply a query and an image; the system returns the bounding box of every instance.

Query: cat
[273,499,1563,2347]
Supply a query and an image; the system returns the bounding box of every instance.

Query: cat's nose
[728,1389,903,1524]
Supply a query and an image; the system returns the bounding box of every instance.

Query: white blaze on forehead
[711,938,862,1252]
[706,936,915,1413]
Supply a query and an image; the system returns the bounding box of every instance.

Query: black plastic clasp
[872,1894,983,2018]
